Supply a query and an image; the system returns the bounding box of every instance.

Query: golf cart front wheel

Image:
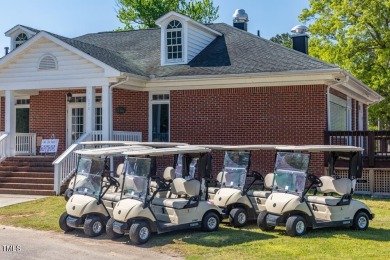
[286,215,307,237]
[352,212,369,231]
[129,220,151,244]
[106,217,123,239]
[229,208,248,228]
[257,211,275,231]
[59,212,75,232]
[202,212,220,232]
[84,215,105,237]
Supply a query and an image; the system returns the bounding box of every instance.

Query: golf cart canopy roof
[200,144,281,151]
[124,141,188,147]
[74,145,151,156]
[80,141,130,146]
[275,145,364,152]
[122,146,210,156]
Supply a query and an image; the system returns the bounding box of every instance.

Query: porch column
[101,84,110,141]
[85,86,96,134]
[5,90,16,156]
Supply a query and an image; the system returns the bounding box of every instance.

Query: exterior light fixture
[66,92,72,102]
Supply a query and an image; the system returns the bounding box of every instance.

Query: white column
[5,90,16,156]
[101,84,110,141]
[85,86,96,134]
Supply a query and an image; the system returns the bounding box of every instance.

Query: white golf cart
[59,145,149,237]
[257,145,375,236]
[109,146,223,244]
[204,145,278,227]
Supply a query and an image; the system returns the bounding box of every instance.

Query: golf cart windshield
[122,157,151,201]
[73,157,105,199]
[273,152,309,196]
[221,151,250,190]
[175,154,198,180]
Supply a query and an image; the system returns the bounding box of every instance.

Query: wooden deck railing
[325,131,390,167]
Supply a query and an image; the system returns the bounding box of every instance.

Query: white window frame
[160,19,188,66]
[14,33,28,49]
[148,91,170,142]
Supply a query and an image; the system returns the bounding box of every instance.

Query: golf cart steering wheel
[252,171,264,182]
[155,176,170,190]
[107,176,120,188]
[307,174,323,187]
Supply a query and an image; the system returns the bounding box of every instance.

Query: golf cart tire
[257,211,275,231]
[129,220,151,245]
[202,211,220,232]
[64,189,73,201]
[59,212,75,232]
[286,215,307,237]
[229,208,248,228]
[84,215,105,237]
[352,211,369,231]
[106,217,123,239]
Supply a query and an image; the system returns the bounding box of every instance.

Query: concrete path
[0,194,47,208]
[0,225,182,260]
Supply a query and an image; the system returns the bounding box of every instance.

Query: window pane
[152,103,169,142]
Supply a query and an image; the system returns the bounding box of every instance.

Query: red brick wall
[112,89,148,141]
[30,90,69,153]
[170,85,328,176]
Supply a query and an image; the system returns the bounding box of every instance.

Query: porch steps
[0,156,55,196]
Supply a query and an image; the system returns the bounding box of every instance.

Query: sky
[0,0,309,57]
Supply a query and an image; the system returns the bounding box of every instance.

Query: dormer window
[15,33,28,48]
[166,20,183,62]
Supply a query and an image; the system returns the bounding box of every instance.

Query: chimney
[4,47,9,55]
[291,25,309,54]
[233,9,249,31]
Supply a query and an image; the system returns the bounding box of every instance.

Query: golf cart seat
[208,171,224,194]
[102,163,125,202]
[150,167,176,196]
[152,178,200,209]
[249,173,274,198]
[307,176,352,206]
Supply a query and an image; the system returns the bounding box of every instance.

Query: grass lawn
[0,196,389,259]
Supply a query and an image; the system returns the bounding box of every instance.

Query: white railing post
[0,133,9,162]
[14,133,37,155]
[52,132,91,195]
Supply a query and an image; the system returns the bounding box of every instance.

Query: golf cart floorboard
[312,219,352,229]
[156,220,202,233]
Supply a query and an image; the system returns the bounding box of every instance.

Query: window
[329,94,349,131]
[166,20,183,62]
[38,55,57,70]
[149,92,170,142]
[15,33,28,48]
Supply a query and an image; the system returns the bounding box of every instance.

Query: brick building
[0,11,382,194]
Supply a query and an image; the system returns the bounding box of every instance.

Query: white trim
[0,31,121,77]
[5,25,38,37]
[148,91,170,142]
[156,11,222,37]
[161,18,187,65]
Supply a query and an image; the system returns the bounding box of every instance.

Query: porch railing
[325,131,390,167]
[52,132,92,195]
[91,130,142,142]
[53,130,142,195]
[0,133,9,162]
[15,133,36,155]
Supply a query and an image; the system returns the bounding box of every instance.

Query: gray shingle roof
[20,23,338,78]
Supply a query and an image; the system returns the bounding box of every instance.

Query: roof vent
[233,9,249,31]
[291,25,309,54]
[38,55,57,70]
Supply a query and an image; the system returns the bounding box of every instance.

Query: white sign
[40,139,59,154]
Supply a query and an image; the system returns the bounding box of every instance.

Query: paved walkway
[0,194,47,208]
[0,225,182,260]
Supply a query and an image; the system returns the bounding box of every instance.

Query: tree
[116,0,219,30]
[270,33,292,48]
[299,0,390,129]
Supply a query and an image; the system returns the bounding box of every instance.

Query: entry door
[16,107,30,133]
[68,104,84,147]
